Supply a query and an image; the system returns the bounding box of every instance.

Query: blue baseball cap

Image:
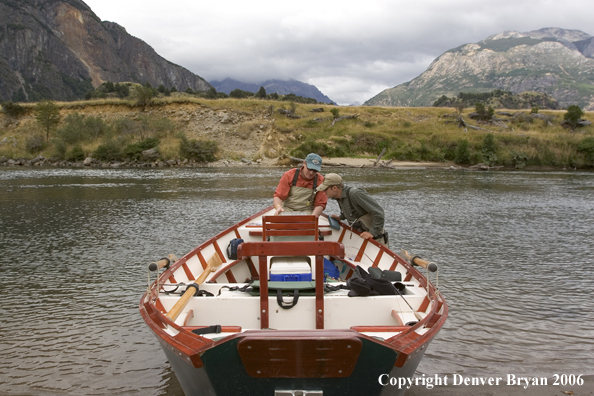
[305,153,322,172]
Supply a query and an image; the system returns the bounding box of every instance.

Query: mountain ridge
[210,78,335,104]
[365,27,594,110]
[0,0,211,102]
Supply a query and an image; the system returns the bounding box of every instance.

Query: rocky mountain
[0,0,211,102]
[365,28,594,110]
[210,78,335,104]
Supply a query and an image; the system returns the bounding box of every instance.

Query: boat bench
[159,282,427,331]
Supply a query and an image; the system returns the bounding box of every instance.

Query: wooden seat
[262,215,319,241]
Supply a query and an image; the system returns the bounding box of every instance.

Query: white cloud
[83,0,594,105]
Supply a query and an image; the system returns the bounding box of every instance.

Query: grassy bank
[1,95,593,169]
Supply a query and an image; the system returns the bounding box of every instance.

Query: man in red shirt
[273,153,327,216]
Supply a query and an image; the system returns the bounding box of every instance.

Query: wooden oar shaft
[166,287,196,321]
[165,252,223,322]
[149,258,169,271]
[400,249,438,272]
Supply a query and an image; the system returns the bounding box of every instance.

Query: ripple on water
[1,168,593,394]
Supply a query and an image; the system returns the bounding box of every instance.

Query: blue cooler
[270,257,312,281]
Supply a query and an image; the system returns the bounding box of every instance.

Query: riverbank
[0,154,459,169]
[1,98,593,170]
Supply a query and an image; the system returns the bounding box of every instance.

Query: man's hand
[274,205,284,215]
[360,231,374,240]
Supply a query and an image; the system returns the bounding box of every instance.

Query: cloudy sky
[82,0,593,105]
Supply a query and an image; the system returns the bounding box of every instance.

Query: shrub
[57,113,87,143]
[229,89,253,98]
[577,137,594,164]
[84,116,109,139]
[563,105,584,129]
[67,145,86,161]
[330,108,340,119]
[151,117,175,136]
[1,101,27,117]
[482,133,498,165]
[510,151,528,169]
[26,135,46,154]
[94,140,122,161]
[113,118,137,136]
[179,137,217,162]
[133,85,156,107]
[205,87,218,99]
[455,139,470,164]
[475,103,494,121]
[53,139,67,160]
[290,140,348,158]
[124,137,160,160]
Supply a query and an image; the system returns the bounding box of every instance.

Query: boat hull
[140,207,447,396]
[156,331,428,396]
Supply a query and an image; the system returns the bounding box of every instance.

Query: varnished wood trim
[338,227,347,243]
[225,269,237,283]
[182,263,195,281]
[389,259,399,271]
[372,249,384,268]
[259,256,269,329]
[351,326,409,332]
[354,239,368,262]
[197,251,207,270]
[246,257,258,278]
[315,255,324,329]
[213,241,227,264]
[391,310,404,326]
[183,310,194,326]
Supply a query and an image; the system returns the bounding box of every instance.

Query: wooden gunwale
[140,207,448,372]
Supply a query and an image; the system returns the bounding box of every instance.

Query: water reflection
[1,167,593,395]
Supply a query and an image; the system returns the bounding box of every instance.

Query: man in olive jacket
[317,173,388,247]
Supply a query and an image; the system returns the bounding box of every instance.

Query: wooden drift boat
[139,206,448,396]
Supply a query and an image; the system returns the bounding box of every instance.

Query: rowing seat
[262,215,318,242]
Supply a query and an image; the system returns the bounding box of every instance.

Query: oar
[148,254,178,271]
[400,249,438,272]
[394,282,423,321]
[165,252,223,322]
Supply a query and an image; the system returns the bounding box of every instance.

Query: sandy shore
[212,156,457,169]
[321,157,455,168]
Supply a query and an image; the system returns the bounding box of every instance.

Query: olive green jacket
[336,186,385,238]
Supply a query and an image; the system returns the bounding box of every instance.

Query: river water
[1,166,593,396]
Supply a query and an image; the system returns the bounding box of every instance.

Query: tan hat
[316,173,343,191]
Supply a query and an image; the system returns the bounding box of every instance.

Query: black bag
[226,238,244,260]
[347,265,397,297]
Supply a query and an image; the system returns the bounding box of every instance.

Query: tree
[455,139,470,164]
[35,100,61,141]
[475,102,494,121]
[133,85,155,107]
[1,101,27,118]
[205,87,217,99]
[563,105,584,130]
[256,86,267,98]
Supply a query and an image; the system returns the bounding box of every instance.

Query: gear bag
[226,238,244,260]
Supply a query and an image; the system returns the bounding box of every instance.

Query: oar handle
[148,254,178,271]
[400,249,438,272]
[149,258,170,272]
